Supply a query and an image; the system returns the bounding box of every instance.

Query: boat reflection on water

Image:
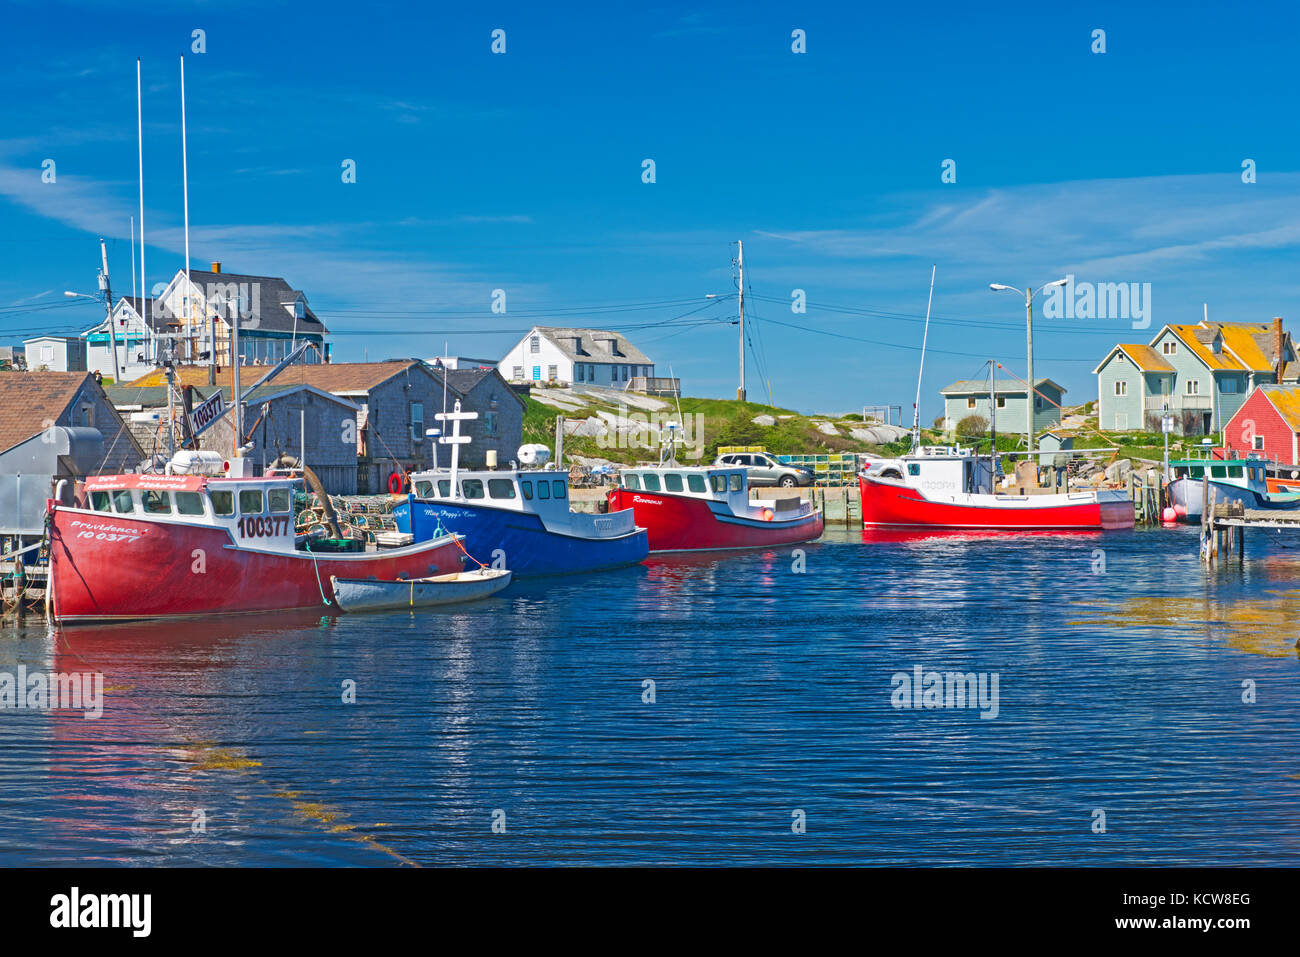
[860,526,1107,546]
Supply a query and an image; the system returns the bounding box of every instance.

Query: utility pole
[98,239,122,382]
[1025,286,1035,463]
[736,240,745,402]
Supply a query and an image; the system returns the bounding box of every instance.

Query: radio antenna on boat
[910,265,937,451]
[180,55,192,362]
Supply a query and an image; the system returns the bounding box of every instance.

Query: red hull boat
[49,472,465,623]
[859,446,1134,531]
[606,464,823,552]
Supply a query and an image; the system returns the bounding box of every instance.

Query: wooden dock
[1198,472,1300,564]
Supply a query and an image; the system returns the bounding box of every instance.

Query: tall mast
[136,59,147,359]
[736,240,746,402]
[910,265,937,451]
[180,55,192,363]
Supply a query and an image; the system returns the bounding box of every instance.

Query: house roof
[940,378,1065,396]
[1160,321,1285,373]
[1256,384,1300,433]
[441,367,526,409]
[106,381,359,411]
[0,371,101,454]
[1094,343,1175,374]
[533,327,653,365]
[124,360,460,399]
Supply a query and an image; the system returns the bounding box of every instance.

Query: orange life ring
[387,471,405,494]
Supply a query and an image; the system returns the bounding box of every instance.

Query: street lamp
[989,278,1068,471]
[65,289,123,382]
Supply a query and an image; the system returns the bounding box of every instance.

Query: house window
[41,345,53,362]
[996,396,1006,408]
[547,365,557,380]
[1219,378,1238,394]
[530,336,540,353]
[484,410,498,435]
[1114,381,1128,396]
[966,397,976,409]
[1162,341,1177,355]
[1186,380,1200,395]
[1255,435,1265,450]
[576,365,584,382]
[513,366,522,380]
[622,365,629,381]
[410,401,424,442]
[294,298,305,320]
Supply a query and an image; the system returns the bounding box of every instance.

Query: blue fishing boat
[391,401,647,576]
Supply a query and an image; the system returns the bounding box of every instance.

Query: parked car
[714,452,815,487]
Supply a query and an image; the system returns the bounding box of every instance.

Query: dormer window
[294,298,306,320]
[1162,341,1177,355]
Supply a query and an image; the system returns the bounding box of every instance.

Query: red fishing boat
[606,462,824,552]
[859,446,1134,530]
[48,470,466,623]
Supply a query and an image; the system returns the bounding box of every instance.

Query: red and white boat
[859,445,1134,530]
[606,462,824,552]
[48,468,466,623]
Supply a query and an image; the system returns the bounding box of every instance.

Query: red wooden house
[1222,384,1300,465]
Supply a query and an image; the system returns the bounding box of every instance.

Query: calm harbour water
[3,524,1300,866]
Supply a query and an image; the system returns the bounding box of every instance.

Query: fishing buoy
[1162,506,1177,523]
[760,507,774,521]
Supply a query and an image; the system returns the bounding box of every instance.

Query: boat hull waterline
[858,476,1135,530]
[330,567,512,612]
[49,507,467,622]
[394,500,648,576]
[605,488,825,551]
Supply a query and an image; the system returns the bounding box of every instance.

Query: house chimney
[211,262,221,273]
[1274,317,1286,381]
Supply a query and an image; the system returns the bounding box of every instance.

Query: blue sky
[3,1,1300,419]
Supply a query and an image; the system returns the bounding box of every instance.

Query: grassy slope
[521,392,929,464]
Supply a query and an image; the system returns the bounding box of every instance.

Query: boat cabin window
[1251,467,1263,482]
[537,480,550,499]
[1173,467,1187,478]
[268,488,292,513]
[1226,465,1243,479]
[1210,465,1226,479]
[623,474,640,490]
[729,473,743,492]
[112,490,135,514]
[688,474,706,493]
[521,480,533,499]
[642,474,662,492]
[552,480,566,499]
[175,491,206,516]
[665,473,684,492]
[908,463,922,476]
[414,480,434,498]
[488,479,516,500]
[210,489,235,516]
[710,474,726,493]
[239,489,264,514]
[142,490,172,515]
[437,479,451,497]
[461,479,485,499]
[90,491,112,512]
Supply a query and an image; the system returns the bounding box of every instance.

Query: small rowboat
[329,567,512,612]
